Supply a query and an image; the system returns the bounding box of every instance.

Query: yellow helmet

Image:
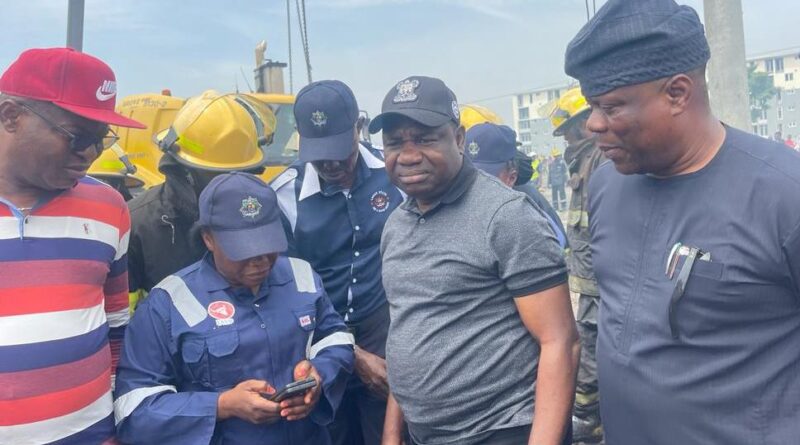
[459,104,502,130]
[549,87,590,137]
[551,147,562,157]
[88,143,145,189]
[155,90,277,171]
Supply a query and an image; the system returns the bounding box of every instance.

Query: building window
[518,108,529,120]
[519,120,530,130]
[790,122,798,128]
[778,123,784,134]
[778,107,784,120]
[520,133,532,142]
[766,59,774,73]
[777,89,782,102]
[753,125,758,134]
[761,108,768,120]
[759,124,769,136]
[776,58,785,73]
[786,73,794,82]
[789,105,796,112]
[789,89,796,95]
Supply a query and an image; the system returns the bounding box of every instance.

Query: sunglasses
[19,102,119,152]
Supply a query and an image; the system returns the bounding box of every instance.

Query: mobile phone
[267,378,317,402]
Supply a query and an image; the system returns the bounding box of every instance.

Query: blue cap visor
[211,218,288,261]
[299,126,355,162]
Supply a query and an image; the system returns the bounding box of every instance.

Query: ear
[508,169,519,186]
[664,74,693,116]
[201,230,215,252]
[454,125,466,154]
[0,100,23,132]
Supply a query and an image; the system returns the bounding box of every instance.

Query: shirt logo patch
[311,110,328,128]
[240,196,262,219]
[208,301,235,322]
[467,141,480,156]
[299,315,313,327]
[393,79,420,103]
[370,190,390,213]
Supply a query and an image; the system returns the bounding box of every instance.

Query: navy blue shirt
[114,255,355,445]
[589,127,800,445]
[271,143,404,323]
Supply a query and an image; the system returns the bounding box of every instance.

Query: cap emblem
[468,141,480,156]
[311,110,328,128]
[393,79,420,103]
[240,196,262,219]
[451,101,460,120]
[95,80,117,101]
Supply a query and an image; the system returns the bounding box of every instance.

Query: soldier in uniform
[549,88,605,444]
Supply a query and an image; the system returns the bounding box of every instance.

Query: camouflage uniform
[564,137,605,443]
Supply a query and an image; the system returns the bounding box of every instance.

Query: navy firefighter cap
[294,80,359,162]
[198,172,288,261]
[465,123,518,178]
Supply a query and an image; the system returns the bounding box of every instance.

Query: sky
[2,0,799,125]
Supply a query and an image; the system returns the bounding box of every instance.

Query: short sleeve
[488,197,568,298]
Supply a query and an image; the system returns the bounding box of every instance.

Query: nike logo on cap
[96,80,117,101]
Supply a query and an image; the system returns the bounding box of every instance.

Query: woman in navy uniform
[114,172,355,444]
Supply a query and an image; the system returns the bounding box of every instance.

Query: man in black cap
[565,1,800,444]
[374,76,579,445]
[465,122,567,248]
[270,80,404,445]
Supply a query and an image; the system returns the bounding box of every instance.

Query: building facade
[511,84,572,156]
[748,46,800,140]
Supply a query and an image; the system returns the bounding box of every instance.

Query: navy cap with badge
[294,79,359,162]
[565,0,711,98]
[198,172,288,261]
[368,76,460,134]
[465,123,518,177]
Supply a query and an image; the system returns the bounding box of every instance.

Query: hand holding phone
[268,378,317,402]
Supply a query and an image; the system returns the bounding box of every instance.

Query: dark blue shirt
[114,255,354,445]
[271,143,404,323]
[589,127,800,445]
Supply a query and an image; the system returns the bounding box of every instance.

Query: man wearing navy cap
[466,122,567,248]
[375,76,579,445]
[565,0,800,444]
[115,172,355,444]
[271,80,404,445]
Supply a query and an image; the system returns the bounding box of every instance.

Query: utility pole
[703,0,750,131]
[66,0,85,51]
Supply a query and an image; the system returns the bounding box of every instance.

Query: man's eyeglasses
[18,102,119,152]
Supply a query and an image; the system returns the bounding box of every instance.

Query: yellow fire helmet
[88,143,145,189]
[551,146,562,157]
[549,87,591,137]
[154,90,277,171]
[459,104,502,131]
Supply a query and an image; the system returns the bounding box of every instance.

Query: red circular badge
[208,301,235,320]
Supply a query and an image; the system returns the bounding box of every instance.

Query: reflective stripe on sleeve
[114,385,177,425]
[309,331,355,359]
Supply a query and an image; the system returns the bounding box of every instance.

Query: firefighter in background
[548,147,568,211]
[88,143,145,200]
[127,91,276,309]
[550,87,605,444]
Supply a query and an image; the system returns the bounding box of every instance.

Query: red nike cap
[0,47,146,129]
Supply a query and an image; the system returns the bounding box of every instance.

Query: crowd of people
[2,0,800,445]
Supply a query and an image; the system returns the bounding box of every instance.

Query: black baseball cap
[294,80,359,162]
[368,76,460,134]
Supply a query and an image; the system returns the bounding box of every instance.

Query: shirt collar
[401,156,477,214]
[299,142,386,201]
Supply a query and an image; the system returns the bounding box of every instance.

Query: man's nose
[586,108,608,134]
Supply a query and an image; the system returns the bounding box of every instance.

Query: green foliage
[748,64,777,122]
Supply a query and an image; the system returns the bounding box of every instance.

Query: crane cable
[295,0,312,83]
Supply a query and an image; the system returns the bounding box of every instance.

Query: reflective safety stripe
[114,385,177,425]
[575,391,599,406]
[309,331,354,359]
[154,275,207,327]
[289,257,316,293]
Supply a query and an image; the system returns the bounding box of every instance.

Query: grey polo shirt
[381,158,568,445]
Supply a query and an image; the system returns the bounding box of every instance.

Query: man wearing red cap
[0,47,145,444]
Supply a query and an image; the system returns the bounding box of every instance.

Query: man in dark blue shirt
[565,0,800,444]
[271,80,404,445]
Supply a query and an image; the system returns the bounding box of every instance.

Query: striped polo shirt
[0,176,130,445]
